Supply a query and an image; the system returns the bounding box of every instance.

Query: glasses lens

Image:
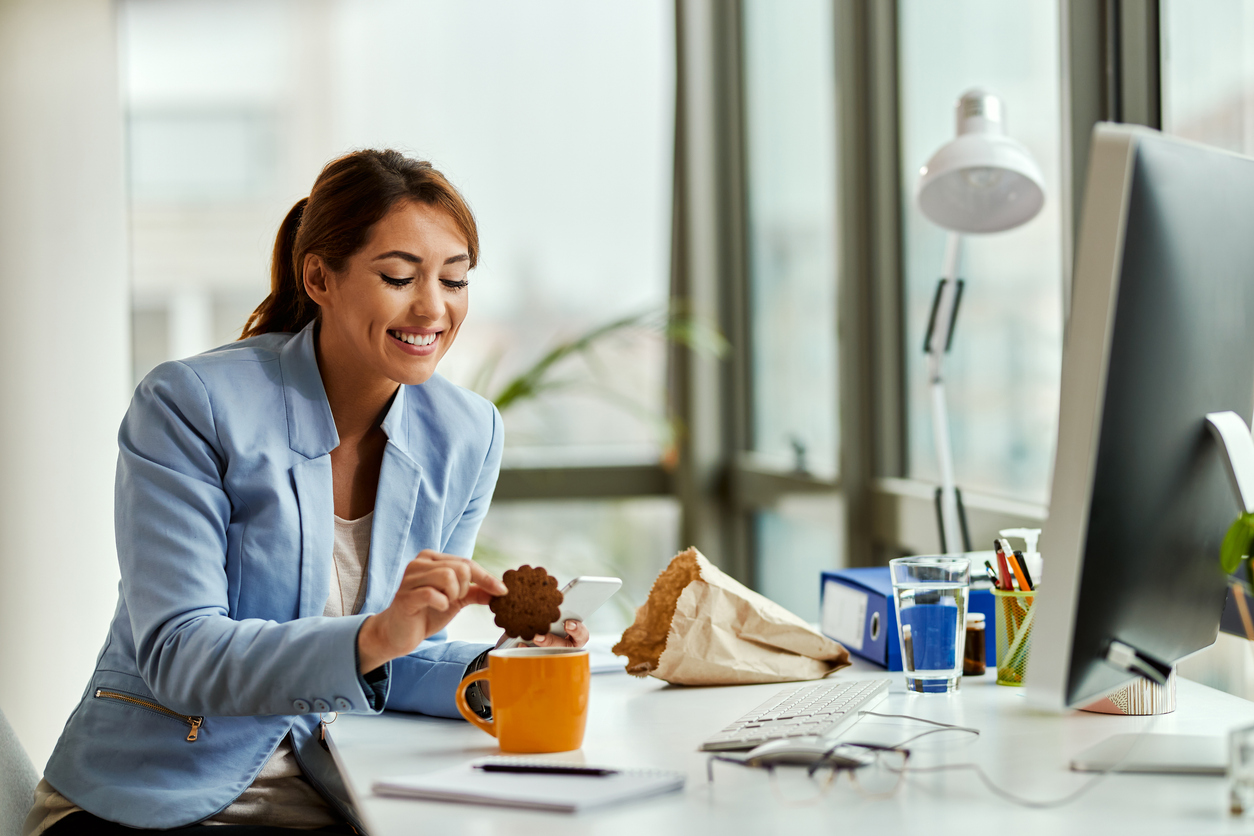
[850,749,907,798]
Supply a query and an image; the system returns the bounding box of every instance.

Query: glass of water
[889,556,970,693]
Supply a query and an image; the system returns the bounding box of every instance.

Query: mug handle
[454,668,496,737]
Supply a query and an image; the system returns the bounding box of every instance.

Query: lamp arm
[928,231,967,552]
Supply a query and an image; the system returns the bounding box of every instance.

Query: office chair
[0,707,37,836]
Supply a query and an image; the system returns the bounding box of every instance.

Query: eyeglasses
[706,742,911,806]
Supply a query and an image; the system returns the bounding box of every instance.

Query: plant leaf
[488,306,728,414]
[1221,512,1254,575]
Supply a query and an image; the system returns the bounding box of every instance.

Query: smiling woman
[241,149,479,347]
[27,148,588,835]
[307,203,471,388]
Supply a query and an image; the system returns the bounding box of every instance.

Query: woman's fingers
[462,585,497,607]
[410,586,451,612]
[366,554,506,669]
[402,557,470,605]
[466,560,508,596]
[531,620,588,648]
[403,551,505,603]
[566,621,590,647]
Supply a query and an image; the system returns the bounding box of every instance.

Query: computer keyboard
[699,678,891,752]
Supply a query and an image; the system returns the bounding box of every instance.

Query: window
[446,498,680,640]
[898,0,1064,506]
[121,0,679,622]
[741,0,841,618]
[742,0,839,480]
[122,0,675,468]
[1161,0,1254,156]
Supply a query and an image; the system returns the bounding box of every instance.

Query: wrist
[357,614,391,674]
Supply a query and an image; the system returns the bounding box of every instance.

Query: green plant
[1221,512,1254,640]
[468,306,727,624]
[477,306,727,423]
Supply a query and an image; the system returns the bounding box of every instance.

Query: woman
[26,150,586,834]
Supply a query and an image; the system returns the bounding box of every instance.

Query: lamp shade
[916,89,1045,234]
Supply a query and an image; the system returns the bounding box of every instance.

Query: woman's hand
[358,551,507,673]
[530,620,590,648]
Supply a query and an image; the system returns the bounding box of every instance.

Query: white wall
[0,0,130,771]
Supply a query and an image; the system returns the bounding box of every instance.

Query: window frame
[492,0,1166,580]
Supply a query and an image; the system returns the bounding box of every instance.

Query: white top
[26,512,373,834]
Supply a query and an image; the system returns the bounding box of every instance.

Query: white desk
[328,663,1254,835]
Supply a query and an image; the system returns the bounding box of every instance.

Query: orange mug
[455,646,591,753]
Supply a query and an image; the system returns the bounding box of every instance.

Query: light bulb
[962,167,1003,190]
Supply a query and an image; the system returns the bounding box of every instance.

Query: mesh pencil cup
[992,589,1035,686]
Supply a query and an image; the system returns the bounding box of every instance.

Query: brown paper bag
[612,547,851,685]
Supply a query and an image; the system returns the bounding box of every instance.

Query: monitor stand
[1069,413,1254,775]
[1080,668,1176,715]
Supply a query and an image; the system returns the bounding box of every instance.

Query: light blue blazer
[42,322,502,830]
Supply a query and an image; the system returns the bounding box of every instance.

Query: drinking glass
[1231,724,1254,815]
[889,556,970,693]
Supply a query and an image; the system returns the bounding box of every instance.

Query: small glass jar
[963,612,986,676]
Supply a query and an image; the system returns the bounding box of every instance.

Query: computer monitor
[1028,123,1254,712]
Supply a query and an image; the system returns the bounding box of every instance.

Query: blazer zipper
[95,689,204,742]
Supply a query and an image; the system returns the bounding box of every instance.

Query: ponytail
[239,150,479,340]
[240,198,312,339]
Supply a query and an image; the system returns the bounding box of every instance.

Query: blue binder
[820,567,995,671]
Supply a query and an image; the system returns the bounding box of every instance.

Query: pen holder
[993,589,1035,686]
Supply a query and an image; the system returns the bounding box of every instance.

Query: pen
[476,764,619,776]
[1007,550,1031,592]
[997,538,1021,589]
[1013,550,1035,591]
[993,540,1012,590]
[983,560,999,586]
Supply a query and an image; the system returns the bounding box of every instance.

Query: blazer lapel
[292,455,335,617]
[363,386,424,614]
[279,323,341,618]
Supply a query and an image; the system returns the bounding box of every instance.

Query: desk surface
[328,663,1254,836]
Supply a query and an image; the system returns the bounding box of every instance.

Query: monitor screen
[1028,124,1254,711]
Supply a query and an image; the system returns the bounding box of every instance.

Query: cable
[709,709,1160,811]
[860,710,973,728]
[891,713,1162,810]
[890,724,979,749]
[857,710,981,748]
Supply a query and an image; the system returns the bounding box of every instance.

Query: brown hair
[240,149,478,338]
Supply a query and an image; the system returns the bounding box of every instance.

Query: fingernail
[565,620,578,632]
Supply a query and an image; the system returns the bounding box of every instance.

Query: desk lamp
[915,88,1045,552]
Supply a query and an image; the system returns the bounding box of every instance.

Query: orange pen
[999,538,1028,591]
[1008,552,1032,593]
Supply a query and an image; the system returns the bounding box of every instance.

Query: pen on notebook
[1013,550,1035,591]
[476,764,619,776]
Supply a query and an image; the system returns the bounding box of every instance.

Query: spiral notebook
[373,758,685,813]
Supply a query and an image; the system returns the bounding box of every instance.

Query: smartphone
[498,576,622,649]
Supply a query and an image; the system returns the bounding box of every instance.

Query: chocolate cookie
[489,565,564,641]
